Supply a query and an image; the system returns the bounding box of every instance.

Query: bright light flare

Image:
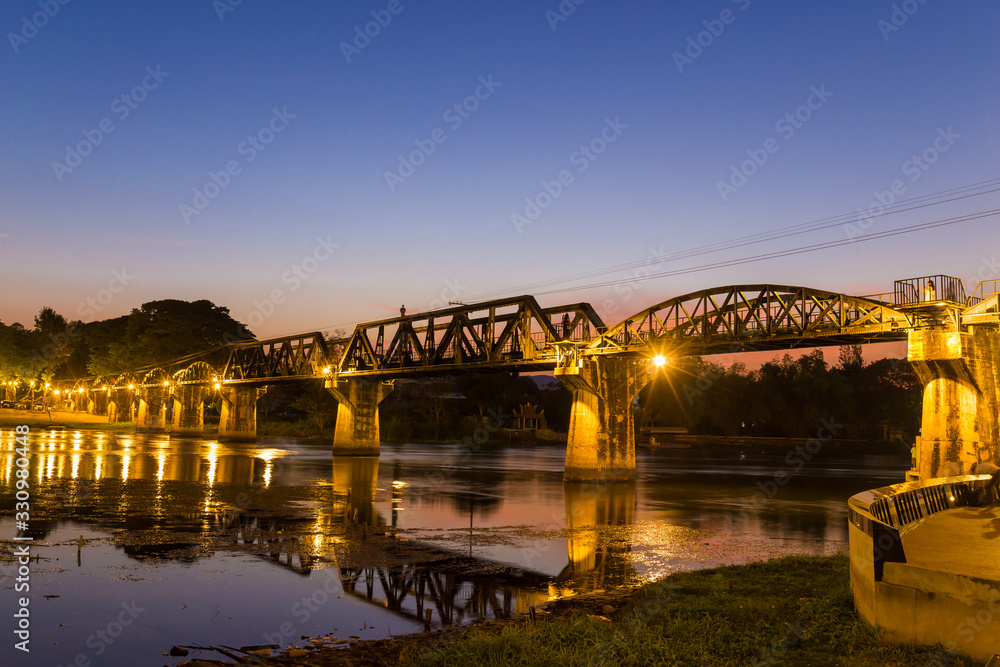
[652,355,667,368]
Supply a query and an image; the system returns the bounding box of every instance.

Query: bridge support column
[556,357,649,482]
[326,379,393,455]
[171,385,210,435]
[69,392,88,413]
[107,391,134,423]
[90,391,107,416]
[219,386,263,441]
[136,387,168,433]
[908,327,1000,478]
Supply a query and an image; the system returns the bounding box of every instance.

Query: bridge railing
[893,275,967,307]
[969,279,1000,306]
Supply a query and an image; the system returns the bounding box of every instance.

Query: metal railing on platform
[969,279,1000,306]
[893,275,967,307]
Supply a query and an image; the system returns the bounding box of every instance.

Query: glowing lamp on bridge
[128,384,135,390]
[162,381,170,387]
[53,390,61,396]
[652,355,667,368]
[322,366,332,375]
[213,383,221,390]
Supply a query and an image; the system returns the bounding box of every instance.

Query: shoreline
[166,555,976,666]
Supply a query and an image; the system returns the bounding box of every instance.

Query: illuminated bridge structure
[16,276,1000,481]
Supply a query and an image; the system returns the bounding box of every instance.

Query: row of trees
[640,346,921,440]
[0,300,252,385]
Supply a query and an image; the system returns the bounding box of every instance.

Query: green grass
[402,555,975,667]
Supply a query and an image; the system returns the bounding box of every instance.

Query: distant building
[512,402,544,430]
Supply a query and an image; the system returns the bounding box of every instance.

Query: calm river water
[0,428,909,666]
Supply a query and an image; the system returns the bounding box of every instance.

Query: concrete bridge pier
[325,378,394,455]
[171,385,211,435]
[555,357,649,482]
[136,386,168,433]
[90,391,108,416]
[908,327,1000,478]
[69,391,89,413]
[107,390,134,423]
[219,386,265,441]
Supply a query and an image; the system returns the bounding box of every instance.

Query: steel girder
[57,284,1000,391]
[586,285,918,356]
[337,296,605,378]
[222,332,330,384]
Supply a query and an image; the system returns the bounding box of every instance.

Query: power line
[525,207,1000,298]
[465,177,1000,301]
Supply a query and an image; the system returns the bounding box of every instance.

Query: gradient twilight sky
[2,0,998,340]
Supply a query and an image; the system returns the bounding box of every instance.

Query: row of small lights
[5,377,224,395]
[8,358,657,394]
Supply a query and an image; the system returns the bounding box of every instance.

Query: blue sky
[2,0,998,340]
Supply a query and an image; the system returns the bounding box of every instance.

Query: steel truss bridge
[34,279,1000,394]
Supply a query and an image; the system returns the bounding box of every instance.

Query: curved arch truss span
[589,285,916,356]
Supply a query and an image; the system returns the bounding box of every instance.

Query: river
[0,428,909,666]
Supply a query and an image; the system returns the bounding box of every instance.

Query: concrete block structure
[326,378,394,455]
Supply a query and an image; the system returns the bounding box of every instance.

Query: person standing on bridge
[923,280,936,302]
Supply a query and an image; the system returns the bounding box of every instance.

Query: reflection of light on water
[71,453,80,479]
[3,454,11,484]
[94,454,103,481]
[258,448,282,461]
[392,480,408,489]
[122,454,131,481]
[156,454,166,482]
[207,444,217,486]
[257,448,284,488]
[46,454,56,479]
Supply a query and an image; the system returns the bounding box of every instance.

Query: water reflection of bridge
[0,433,640,626]
[329,457,638,626]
